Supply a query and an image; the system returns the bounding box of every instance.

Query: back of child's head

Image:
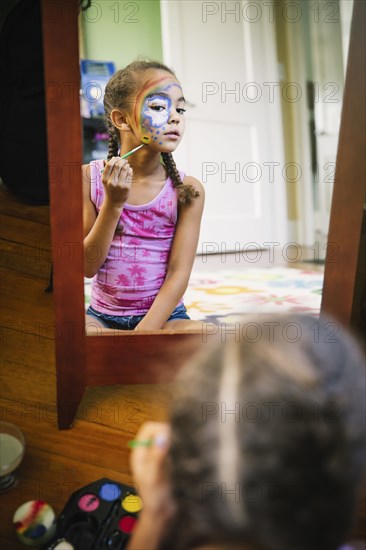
[163,314,366,550]
[103,58,199,206]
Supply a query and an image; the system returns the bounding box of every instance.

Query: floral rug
[85,267,323,324]
[183,267,323,323]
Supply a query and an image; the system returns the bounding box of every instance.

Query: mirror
[40,0,364,428]
[78,0,354,330]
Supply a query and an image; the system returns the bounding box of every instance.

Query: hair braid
[107,133,119,161]
[104,111,120,161]
[162,152,200,207]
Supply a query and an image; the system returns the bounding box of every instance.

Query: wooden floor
[0,184,172,547]
[0,182,364,548]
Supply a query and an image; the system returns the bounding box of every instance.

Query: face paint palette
[42,478,142,550]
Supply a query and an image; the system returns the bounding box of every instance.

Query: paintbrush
[128,433,167,449]
[100,135,151,173]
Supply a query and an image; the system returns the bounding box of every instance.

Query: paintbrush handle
[127,439,153,448]
[120,143,144,159]
[127,433,167,449]
[100,143,145,173]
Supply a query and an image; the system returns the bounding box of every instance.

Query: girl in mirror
[83,60,205,331]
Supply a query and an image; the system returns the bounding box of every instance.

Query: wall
[80,0,163,69]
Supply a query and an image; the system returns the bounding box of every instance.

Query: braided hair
[103,59,200,207]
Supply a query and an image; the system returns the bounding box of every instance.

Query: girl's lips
[164,132,180,139]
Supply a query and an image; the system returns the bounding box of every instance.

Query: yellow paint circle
[121,494,143,513]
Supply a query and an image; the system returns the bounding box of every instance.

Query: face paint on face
[142,94,172,129]
[132,75,184,144]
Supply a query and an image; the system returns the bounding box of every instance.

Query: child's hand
[130,422,175,519]
[127,422,175,549]
[101,157,133,208]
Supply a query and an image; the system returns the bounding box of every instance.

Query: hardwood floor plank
[0,183,50,225]
[0,240,51,278]
[0,214,50,246]
[1,267,55,333]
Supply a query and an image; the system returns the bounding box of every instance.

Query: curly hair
[103,59,200,207]
[161,314,366,550]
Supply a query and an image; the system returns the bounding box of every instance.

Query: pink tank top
[89,159,185,316]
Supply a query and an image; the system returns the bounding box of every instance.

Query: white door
[160,0,287,254]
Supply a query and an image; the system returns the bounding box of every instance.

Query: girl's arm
[134,176,205,330]
[82,159,133,278]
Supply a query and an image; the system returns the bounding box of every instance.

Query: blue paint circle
[98,483,121,501]
[29,524,46,538]
[159,142,163,145]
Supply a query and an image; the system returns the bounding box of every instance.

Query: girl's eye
[148,104,166,111]
[177,108,186,114]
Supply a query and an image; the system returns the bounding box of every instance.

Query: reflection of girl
[128,314,366,550]
[83,60,205,331]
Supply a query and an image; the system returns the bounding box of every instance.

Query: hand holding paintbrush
[127,421,175,550]
[100,156,134,208]
[99,136,152,207]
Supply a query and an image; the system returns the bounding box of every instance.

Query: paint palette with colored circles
[42,478,142,549]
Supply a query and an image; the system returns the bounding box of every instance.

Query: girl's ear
[110,109,131,132]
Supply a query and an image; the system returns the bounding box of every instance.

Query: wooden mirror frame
[41,0,365,429]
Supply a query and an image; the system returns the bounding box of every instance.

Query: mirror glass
[79,0,354,330]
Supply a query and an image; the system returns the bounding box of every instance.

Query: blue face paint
[141,94,172,130]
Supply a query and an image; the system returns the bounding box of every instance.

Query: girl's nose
[169,109,180,124]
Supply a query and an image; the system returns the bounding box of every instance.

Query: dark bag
[0,0,49,205]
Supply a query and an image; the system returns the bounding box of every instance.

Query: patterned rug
[183,267,323,323]
[85,267,323,324]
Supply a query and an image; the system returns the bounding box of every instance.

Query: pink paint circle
[118,515,136,533]
[78,494,100,512]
